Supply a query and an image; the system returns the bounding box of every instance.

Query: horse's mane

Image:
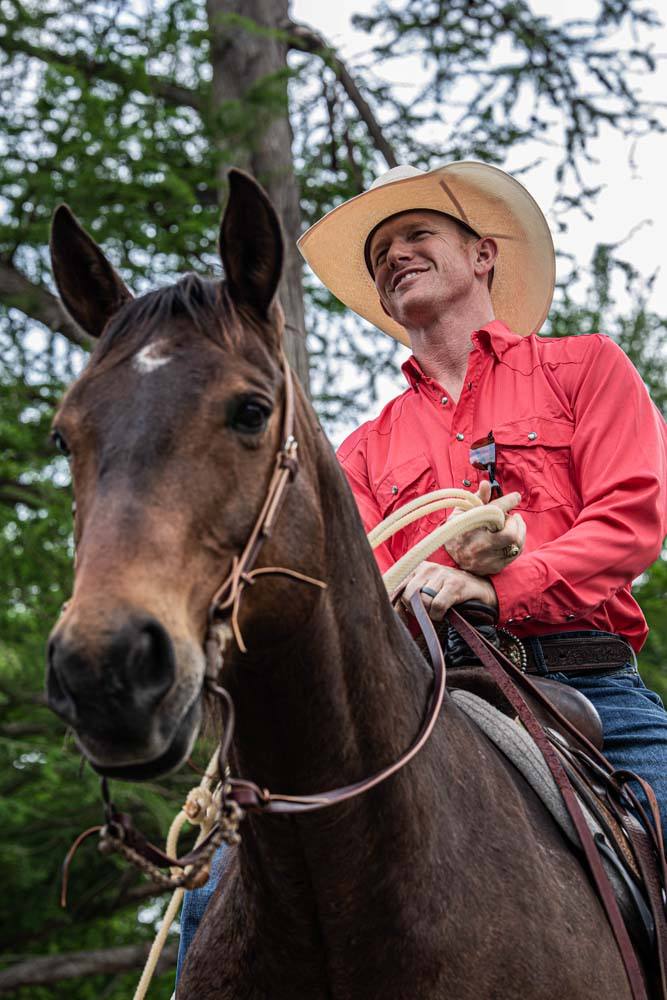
[93,273,244,364]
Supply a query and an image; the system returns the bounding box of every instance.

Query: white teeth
[394,270,423,290]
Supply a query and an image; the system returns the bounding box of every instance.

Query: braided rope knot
[183,787,213,823]
[182,784,223,835]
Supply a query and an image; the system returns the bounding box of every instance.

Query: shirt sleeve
[337,433,395,574]
[491,336,667,625]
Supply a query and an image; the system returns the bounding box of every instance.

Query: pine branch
[1,882,172,953]
[0,261,92,349]
[0,720,56,737]
[284,18,398,169]
[0,478,48,511]
[0,942,178,992]
[1,34,204,112]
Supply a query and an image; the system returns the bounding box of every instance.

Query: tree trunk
[206,0,310,390]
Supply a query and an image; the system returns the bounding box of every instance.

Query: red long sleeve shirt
[337,321,667,652]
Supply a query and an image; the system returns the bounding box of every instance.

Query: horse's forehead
[63,333,278,426]
[132,338,173,374]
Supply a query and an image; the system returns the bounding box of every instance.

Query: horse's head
[46,172,325,780]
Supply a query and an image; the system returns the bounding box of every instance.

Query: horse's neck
[224,437,458,931]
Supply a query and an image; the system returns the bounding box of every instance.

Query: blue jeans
[176,846,230,982]
[176,638,667,978]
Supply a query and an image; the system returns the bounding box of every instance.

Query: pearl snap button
[456,433,464,441]
[528,432,537,440]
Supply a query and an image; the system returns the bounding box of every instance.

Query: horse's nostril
[122,620,175,705]
[46,638,78,724]
[45,615,177,733]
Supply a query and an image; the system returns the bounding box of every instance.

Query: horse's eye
[231,398,271,434]
[51,430,71,457]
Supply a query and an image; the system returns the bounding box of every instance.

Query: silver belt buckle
[498,628,528,672]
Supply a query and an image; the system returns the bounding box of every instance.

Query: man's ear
[219,169,283,317]
[474,236,498,279]
[50,206,133,338]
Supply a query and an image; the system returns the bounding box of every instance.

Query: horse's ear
[50,205,133,338]
[219,169,283,317]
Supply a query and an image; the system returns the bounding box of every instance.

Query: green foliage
[635,556,667,702]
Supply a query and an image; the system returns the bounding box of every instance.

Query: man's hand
[402,561,497,621]
[445,481,526,576]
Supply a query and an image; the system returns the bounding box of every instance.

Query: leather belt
[442,604,635,677]
[515,634,634,675]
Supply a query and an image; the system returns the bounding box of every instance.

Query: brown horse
[47,172,632,998]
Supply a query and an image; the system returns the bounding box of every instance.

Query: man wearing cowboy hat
[298,160,667,824]
[177,162,667,970]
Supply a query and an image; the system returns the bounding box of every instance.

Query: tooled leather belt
[444,603,634,675]
[518,633,634,675]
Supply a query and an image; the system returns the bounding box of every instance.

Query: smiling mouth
[391,269,427,292]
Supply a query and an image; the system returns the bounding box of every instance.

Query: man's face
[368,210,478,329]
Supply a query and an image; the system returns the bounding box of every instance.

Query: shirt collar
[401,320,523,389]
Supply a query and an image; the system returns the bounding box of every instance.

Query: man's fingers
[515,513,527,549]
[477,480,491,503]
[490,491,522,517]
[489,513,526,550]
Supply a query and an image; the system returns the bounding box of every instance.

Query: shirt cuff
[490,556,545,625]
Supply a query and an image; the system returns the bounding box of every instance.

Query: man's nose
[386,238,413,268]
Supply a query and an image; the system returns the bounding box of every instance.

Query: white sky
[293,0,667,325]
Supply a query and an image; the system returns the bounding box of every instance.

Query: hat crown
[369,165,426,190]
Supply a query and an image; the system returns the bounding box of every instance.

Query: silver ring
[503,543,520,559]
[420,586,438,599]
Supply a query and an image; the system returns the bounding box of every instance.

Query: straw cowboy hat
[297,161,555,345]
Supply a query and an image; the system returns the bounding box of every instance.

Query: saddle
[416,602,667,999]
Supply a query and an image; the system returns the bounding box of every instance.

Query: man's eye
[375,250,387,268]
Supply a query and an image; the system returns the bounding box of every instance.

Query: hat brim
[298,161,555,345]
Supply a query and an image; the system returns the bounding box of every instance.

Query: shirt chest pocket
[493,418,575,512]
[374,453,443,558]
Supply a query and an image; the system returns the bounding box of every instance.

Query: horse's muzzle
[46,611,200,777]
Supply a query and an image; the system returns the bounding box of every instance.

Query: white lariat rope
[135,488,504,996]
[133,748,221,1000]
[374,488,505,593]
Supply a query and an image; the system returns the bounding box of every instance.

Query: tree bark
[206,0,310,390]
[0,942,178,993]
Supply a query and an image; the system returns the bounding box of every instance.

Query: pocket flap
[492,417,573,449]
[375,452,436,513]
